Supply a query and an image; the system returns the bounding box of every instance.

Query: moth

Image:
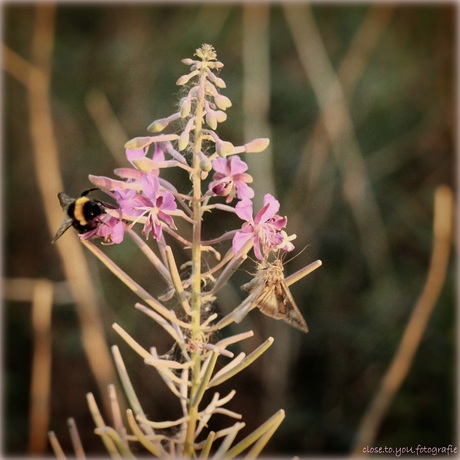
[233,258,309,333]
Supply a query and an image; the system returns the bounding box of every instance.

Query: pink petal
[228,156,249,174]
[232,231,253,255]
[126,147,146,163]
[158,211,177,230]
[211,158,228,174]
[254,194,280,224]
[152,143,166,162]
[159,192,177,212]
[141,173,160,201]
[253,234,264,260]
[235,199,254,222]
[268,214,287,230]
[235,182,254,201]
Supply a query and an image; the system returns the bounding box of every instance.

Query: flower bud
[244,138,270,153]
[176,70,199,86]
[178,131,190,151]
[205,111,218,130]
[214,94,232,110]
[200,156,212,172]
[215,110,227,123]
[180,97,192,118]
[125,134,178,150]
[216,140,234,157]
[147,118,169,133]
[206,68,226,88]
[125,136,153,150]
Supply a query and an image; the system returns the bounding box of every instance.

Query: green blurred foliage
[3,3,456,456]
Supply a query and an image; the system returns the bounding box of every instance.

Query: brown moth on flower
[233,258,309,333]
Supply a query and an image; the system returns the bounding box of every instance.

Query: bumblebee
[52,188,105,243]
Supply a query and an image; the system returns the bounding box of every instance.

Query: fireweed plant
[50,44,322,457]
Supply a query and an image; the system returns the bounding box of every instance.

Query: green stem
[184,66,207,458]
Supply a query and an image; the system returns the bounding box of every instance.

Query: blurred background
[3,2,456,456]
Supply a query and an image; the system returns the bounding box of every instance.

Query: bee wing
[57,192,74,211]
[257,280,309,333]
[51,217,73,244]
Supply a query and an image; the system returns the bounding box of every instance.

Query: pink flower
[232,194,293,260]
[79,213,125,245]
[209,156,254,203]
[116,173,177,240]
[125,142,165,173]
[96,214,125,244]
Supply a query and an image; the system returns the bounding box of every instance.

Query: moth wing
[253,283,280,319]
[233,281,264,323]
[281,284,309,333]
[258,280,309,334]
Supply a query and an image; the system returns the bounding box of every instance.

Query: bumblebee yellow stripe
[74,197,90,225]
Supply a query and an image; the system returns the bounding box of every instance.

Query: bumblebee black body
[52,188,105,243]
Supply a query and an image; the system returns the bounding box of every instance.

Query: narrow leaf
[126,409,164,457]
[111,346,154,438]
[48,432,67,459]
[190,351,219,408]
[112,323,151,360]
[224,409,285,459]
[208,337,274,387]
[67,418,86,459]
[86,393,121,458]
[199,431,216,459]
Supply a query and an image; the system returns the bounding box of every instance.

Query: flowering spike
[53,44,321,458]
[194,43,218,62]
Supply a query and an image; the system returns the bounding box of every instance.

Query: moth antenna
[280,244,310,265]
[246,253,257,264]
